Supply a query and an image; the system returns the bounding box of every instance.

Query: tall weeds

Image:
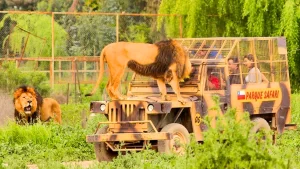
[1,95,300,168]
[90,107,295,169]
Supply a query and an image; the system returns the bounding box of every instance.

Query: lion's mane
[13,85,43,124]
[127,40,186,80]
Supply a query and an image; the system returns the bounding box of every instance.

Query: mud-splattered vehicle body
[86,37,296,161]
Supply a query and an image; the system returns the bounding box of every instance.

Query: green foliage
[0,122,94,165]
[37,0,80,12]
[0,61,50,96]
[83,0,163,43]
[1,93,300,167]
[60,103,90,126]
[196,109,281,168]
[121,23,151,42]
[87,108,293,169]
[70,15,116,56]
[278,0,300,91]
[84,0,103,11]
[276,93,300,167]
[36,0,49,11]
[158,0,283,37]
[158,0,300,90]
[0,103,107,166]
[0,13,68,57]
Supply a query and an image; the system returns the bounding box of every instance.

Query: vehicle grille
[108,102,145,122]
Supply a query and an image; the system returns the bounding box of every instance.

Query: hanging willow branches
[0,14,68,57]
[158,0,300,91]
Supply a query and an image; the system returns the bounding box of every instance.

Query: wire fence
[0,11,182,87]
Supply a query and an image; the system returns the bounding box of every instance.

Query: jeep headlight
[147,104,154,112]
[100,104,106,111]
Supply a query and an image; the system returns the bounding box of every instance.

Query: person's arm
[261,73,269,83]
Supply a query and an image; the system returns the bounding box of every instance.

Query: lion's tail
[85,46,106,96]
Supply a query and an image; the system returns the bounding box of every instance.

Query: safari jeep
[86,37,296,161]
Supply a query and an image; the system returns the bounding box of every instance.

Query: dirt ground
[0,91,14,126]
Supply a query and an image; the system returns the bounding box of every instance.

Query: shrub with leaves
[0,61,50,96]
[0,121,95,166]
[189,108,286,169]
[89,103,294,169]
[0,13,68,57]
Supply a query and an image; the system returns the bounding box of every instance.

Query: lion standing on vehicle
[13,85,62,124]
[86,39,192,103]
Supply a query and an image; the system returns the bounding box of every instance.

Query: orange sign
[237,88,281,102]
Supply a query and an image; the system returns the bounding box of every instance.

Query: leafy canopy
[0,14,68,57]
[158,0,300,91]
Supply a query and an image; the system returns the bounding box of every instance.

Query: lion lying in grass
[86,39,192,103]
[13,85,62,125]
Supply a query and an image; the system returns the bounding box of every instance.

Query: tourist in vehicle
[207,68,221,90]
[228,57,241,84]
[243,54,262,83]
[191,42,222,59]
[243,54,269,83]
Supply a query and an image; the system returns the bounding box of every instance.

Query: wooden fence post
[50,12,55,88]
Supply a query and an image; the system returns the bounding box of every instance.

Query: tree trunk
[68,0,79,12]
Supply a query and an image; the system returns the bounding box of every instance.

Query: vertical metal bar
[67,83,69,104]
[269,39,274,82]
[280,61,282,81]
[129,104,131,121]
[72,60,75,82]
[59,60,61,82]
[179,15,183,38]
[251,39,259,82]
[116,14,119,42]
[75,60,82,103]
[84,61,87,82]
[126,104,129,120]
[51,13,55,88]
[237,40,243,84]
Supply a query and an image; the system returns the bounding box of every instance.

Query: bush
[0,121,95,165]
[88,107,294,169]
[1,94,299,168]
[0,61,51,96]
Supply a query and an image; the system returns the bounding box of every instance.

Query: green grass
[0,122,93,164]
[1,94,300,168]
[291,94,300,124]
[0,103,107,168]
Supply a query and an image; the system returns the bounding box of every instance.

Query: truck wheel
[94,126,118,161]
[158,123,190,154]
[250,117,272,141]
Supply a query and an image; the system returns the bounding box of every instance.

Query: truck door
[202,65,229,128]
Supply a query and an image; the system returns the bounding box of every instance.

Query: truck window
[205,67,225,90]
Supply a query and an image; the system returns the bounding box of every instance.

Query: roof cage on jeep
[175,37,287,60]
[175,37,289,83]
[130,37,289,86]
